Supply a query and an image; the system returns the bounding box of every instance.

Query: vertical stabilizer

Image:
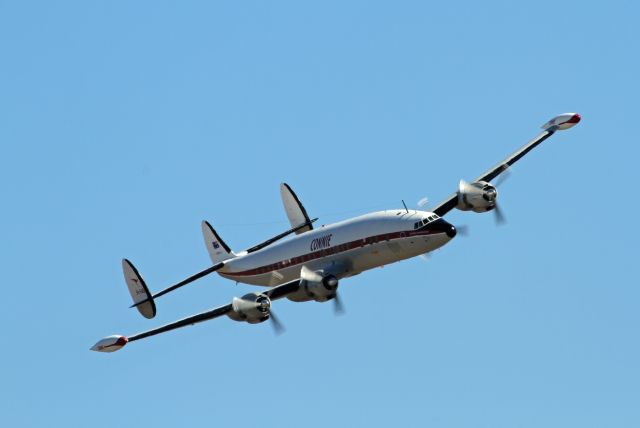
[280,183,313,234]
[201,221,236,264]
[122,259,156,319]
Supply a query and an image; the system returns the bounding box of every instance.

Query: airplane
[91,112,581,352]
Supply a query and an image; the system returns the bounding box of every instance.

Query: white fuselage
[218,210,455,286]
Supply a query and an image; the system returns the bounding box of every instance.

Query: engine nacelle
[227,292,271,324]
[456,180,498,213]
[287,274,339,303]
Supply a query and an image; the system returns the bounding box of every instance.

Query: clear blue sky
[1,1,638,426]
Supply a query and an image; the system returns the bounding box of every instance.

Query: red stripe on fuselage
[221,228,442,277]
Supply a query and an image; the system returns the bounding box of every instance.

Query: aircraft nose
[446,224,457,238]
[425,218,457,238]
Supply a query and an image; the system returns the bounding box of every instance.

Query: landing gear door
[280,183,313,234]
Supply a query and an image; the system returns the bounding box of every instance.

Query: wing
[263,278,302,300]
[432,113,581,217]
[127,303,233,342]
[91,278,303,352]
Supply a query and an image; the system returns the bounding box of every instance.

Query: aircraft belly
[351,234,448,271]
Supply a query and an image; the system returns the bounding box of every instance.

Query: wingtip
[90,335,128,353]
[541,112,582,131]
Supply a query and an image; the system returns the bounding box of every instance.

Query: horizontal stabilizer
[245,217,318,254]
[130,262,224,309]
[122,259,156,319]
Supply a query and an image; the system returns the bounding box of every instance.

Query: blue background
[1,1,637,426]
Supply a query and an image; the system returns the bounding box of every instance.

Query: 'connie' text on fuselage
[310,234,333,251]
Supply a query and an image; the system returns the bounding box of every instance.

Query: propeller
[419,253,431,261]
[482,187,508,225]
[493,167,512,187]
[257,295,285,335]
[301,266,345,316]
[323,275,345,316]
[418,165,512,227]
[255,294,285,335]
[333,293,345,315]
[456,224,469,236]
[269,310,286,335]
[493,204,507,225]
[491,166,512,225]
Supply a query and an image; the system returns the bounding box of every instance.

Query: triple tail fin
[122,259,156,319]
[201,221,236,264]
[280,183,313,234]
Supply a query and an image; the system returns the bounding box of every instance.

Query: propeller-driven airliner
[91,113,581,352]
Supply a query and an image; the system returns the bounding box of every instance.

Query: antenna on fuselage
[401,200,409,214]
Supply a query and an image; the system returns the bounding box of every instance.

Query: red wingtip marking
[568,113,581,124]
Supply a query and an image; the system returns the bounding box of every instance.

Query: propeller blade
[269,310,286,335]
[493,167,512,187]
[419,253,431,262]
[417,197,429,208]
[333,293,345,316]
[494,204,507,225]
[456,225,469,237]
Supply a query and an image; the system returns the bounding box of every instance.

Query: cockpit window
[416,215,440,229]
